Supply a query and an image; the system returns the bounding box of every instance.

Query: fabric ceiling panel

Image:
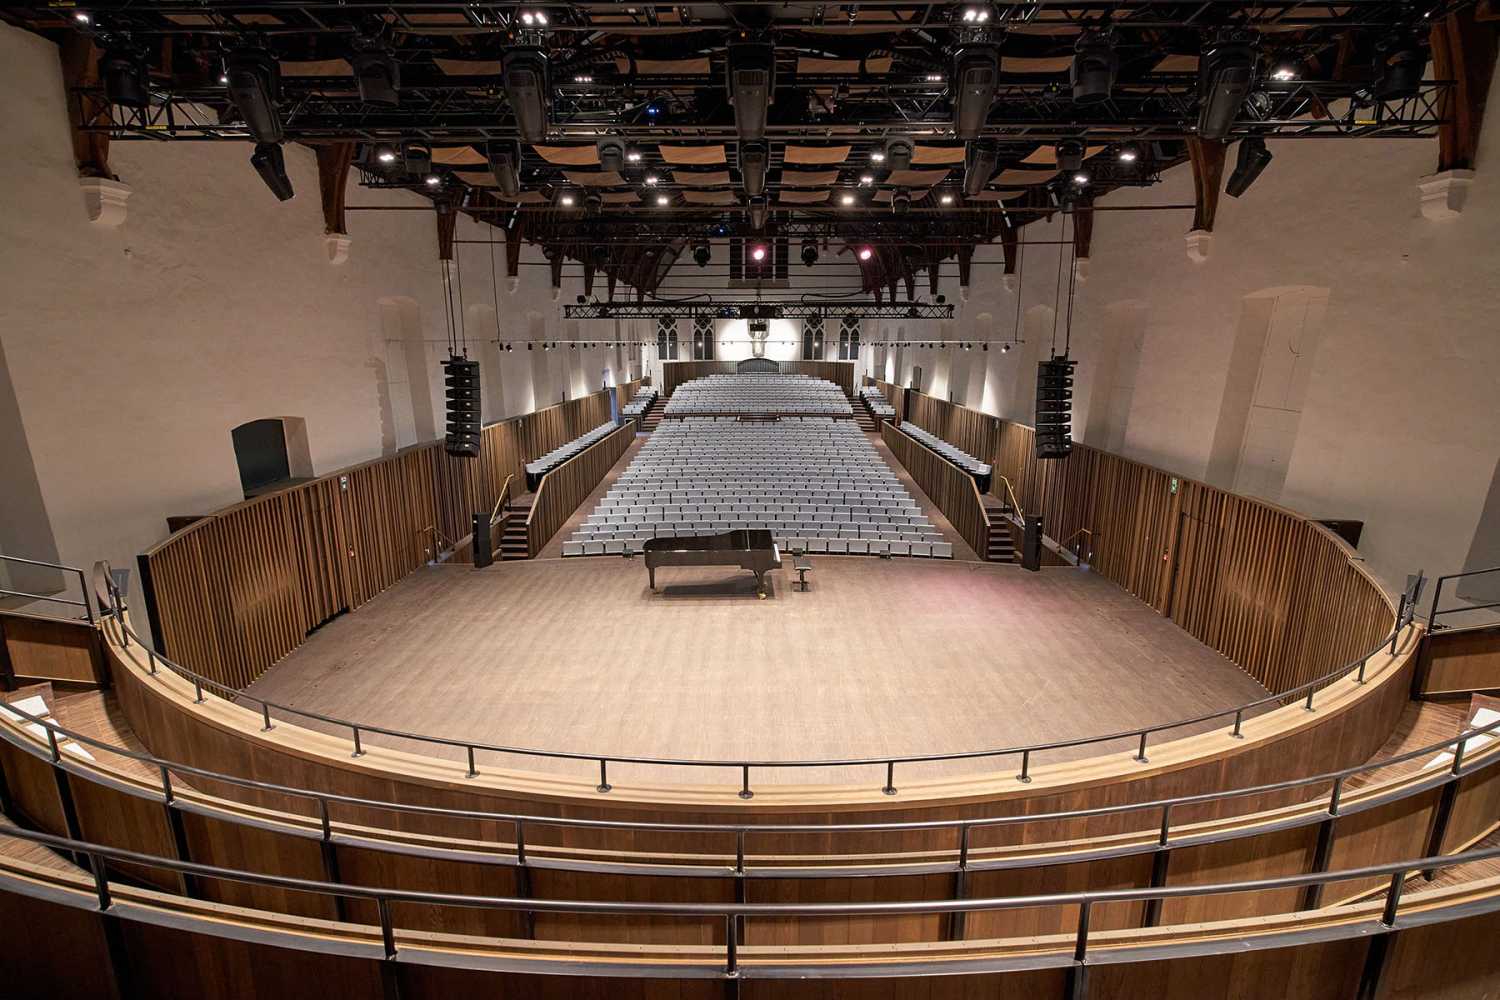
[532,145,601,166]
[601,191,642,204]
[660,145,728,165]
[563,170,626,187]
[672,170,733,187]
[779,169,841,186]
[432,147,486,166]
[282,59,353,76]
[994,168,1057,186]
[1001,55,1073,74]
[970,190,1023,202]
[455,171,497,187]
[886,168,950,187]
[785,145,852,165]
[912,145,967,165]
[795,55,894,74]
[1021,145,1107,165]
[777,190,831,204]
[683,190,739,205]
[496,191,547,204]
[614,56,713,74]
[1154,54,1201,72]
[435,58,503,76]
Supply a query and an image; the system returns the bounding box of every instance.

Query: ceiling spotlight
[939,193,955,205]
[597,137,626,173]
[645,102,661,117]
[1271,65,1297,82]
[74,11,91,23]
[574,74,593,84]
[519,10,548,27]
[859,174,875,185]
[656,194,670,206]
[351,46,401,107]
[750,244,768,262]
[1072,172,1089,185]
[926,74,945,83]
[1001,343,1011,353]
[625,149,642,163]
[1117,146,1139,163]
[858,246,874,261]
[559,192,576,206]
[961,6,991,23]
[693,242,711,267]
[870,151,886,163]
[1055,139,1085,172]
[425,174,442,187]
[892,190,911,214]
[801,238,819,266]
[1372,33,1426,100]
[376,148,397,164]
[1225,136,1273,197]
[841,193,857,206]
[218,73,229,84]
[101,48,150,108]
[644,173,659,186]
[1071,30,1118,105]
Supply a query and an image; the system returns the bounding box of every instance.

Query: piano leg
[755,571,767,599]
[649,565,657,591]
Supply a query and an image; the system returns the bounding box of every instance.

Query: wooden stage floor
[244,557,1271,787]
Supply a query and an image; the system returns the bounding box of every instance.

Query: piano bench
[793,556,813,591]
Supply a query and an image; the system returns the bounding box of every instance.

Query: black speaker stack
[1035,356,1076,460]
[443,356,481,458]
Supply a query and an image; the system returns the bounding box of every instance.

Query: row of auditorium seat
[665,373,853,416]
[900,421,991,477]
[564,415,951,558]
[858,385,896,419]
[525,420,617,479]
[621,387,658,417]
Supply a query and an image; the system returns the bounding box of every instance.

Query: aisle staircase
[640,395,666,431]
[498,495,534,561]
[984,500,1015,563]
[852,400,877,432]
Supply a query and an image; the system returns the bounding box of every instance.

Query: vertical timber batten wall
[140,387,619,687]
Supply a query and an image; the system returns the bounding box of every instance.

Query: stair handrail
[996,475,1024,521]
[489,474,515,526]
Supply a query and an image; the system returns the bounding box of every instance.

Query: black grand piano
[643,529,783,598]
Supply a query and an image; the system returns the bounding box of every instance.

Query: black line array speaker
[1035,356,1076,460]
[443,356,481,458]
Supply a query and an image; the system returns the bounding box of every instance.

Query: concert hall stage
[245,558,1269,786]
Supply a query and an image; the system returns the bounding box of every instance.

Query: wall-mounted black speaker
[1035,357,1076,459]
[443,356,481,458]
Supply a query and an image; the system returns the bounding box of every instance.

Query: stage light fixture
[961,5,991,23]
[962,139,998,196]
[485,139,522,197]
[250,142,294,201]
[625,149,642,163]
[519,9,549,27]
[101,48,151,109]
[351,47,401,107]
[726,40,775,140]
[801,239,819,266]
[376,147,398,164]
[870,150,886,163]
[655,194,670,207]
[859,174,874,185]
[1372,33,1426,101]
[596,137,626,173]
[1001,343,1011,353]
[1271,64,1297,82]
[740,140,769,197]
[1117,145,1139,163]
[858,246,874,261]
[840,192,857,206]
[644,173,659,186]
[892,190,911,214]
[1196,38,1256,140]
[425,174,442,187]
[940,193,955,205]
[1072,172,1089,186]
[502,48,550,142]
[1225,136,1272,197]
[952,43,999,139]
[1071,30,1117,105]
[693,242,712,267]
[73,11,91,23]
[226,46,284,143]
[883,138,915,170]
[558,191,576,207]
[219,73,229,85]
[1055,139,1085,172]
[751,244,768,262]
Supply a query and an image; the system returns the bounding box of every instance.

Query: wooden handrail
[996,475,1024,520]
[490,474,514,526]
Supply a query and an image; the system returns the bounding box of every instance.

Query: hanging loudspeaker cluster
[443,356,481,458]
[1035,357,1076,460]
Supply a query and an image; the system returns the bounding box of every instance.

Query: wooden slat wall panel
[991,421,1395,693]
[899,391,1003,464]
[526,423,636,555]
[616,379,641,408]
[874,379,906,424]
[660,361,856,397]
[880,424,989,559]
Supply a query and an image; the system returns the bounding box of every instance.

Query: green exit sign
[1169,477,1179,495]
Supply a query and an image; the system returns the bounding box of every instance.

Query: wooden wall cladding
[0,614,104,687]
[899,391,1003,466]
[880,423,989,559]
[1415,625,1500,697]
[991,421,1396,695]
[141,388,620,690]
[659,360,857,397]
[526,423,635,555]
[874,379,906,424]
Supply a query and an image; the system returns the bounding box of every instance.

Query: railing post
[1158,803,1173,847]
[377,897,397,959]
[1427,577,1444,631]
[90,853,111,910]
[78,568,94,626]
[351,726,364,757]
[1357,653,1369,684]
[1134,731,1149,763]
[147,648,157,675]
[1073,899,1092,963]
[514,819,527,866]
[1017,749,1032,782]
[735,830,745,875]
[1305,685,1316,712]
[596,759,611,793]
[882,761,897,796]
[725,914,739,976]
[465,745,477,778]
[1231,708,1244,738]
[1382,870,1405,927]
[739,765,753,800]
[260,702,273,732]
[193,677,203,703]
